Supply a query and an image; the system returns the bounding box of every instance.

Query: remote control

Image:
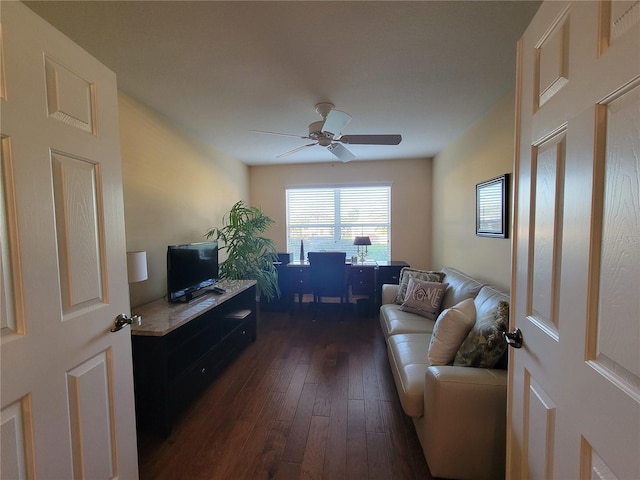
[212,286,227,294]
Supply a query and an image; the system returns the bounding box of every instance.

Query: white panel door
[509,1,639,479]
[0,2,138,478]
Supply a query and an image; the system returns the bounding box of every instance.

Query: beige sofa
[379,267,509,480]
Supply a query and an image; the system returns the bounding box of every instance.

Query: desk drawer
[378,267,402,285]
[350,267,375,295]
[288,267,311,292]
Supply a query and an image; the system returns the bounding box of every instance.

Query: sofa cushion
[440,267,484,310]
[386,333,432,417]
[399,278,448,320]
[473,285,509,319]
[428,298,476,365]
[394,268,445,304]
[379,304,436,338]
[381,283,400,306]
[455,298,509,368]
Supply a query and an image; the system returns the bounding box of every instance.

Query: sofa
[379,267,509,480]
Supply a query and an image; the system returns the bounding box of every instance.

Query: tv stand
[130,279,256,436]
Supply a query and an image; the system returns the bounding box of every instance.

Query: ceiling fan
[251,102,402,162]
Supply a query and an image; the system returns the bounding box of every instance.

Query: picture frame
[476,173,509,238]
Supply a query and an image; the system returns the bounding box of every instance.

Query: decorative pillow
[427,298,476,366]
[394,267,445,304]
[454,300,509,368]
[399,277,448,320]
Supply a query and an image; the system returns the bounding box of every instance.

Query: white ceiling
[24,1,541,166]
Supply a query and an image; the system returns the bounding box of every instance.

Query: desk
[286,260,408,313]
[287,260,375,306]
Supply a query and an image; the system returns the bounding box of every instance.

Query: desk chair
[307,252,348,320]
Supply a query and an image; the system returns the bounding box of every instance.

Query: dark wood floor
[137,303,436,480]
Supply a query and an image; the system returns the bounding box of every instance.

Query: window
[286,185,391,261]
[476,174,509,238]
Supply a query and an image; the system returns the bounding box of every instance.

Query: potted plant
[205,200,280,302]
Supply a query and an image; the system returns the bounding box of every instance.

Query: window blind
[286,185,391,261]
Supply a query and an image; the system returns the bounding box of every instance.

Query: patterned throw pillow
[454,300,509,368]
[399,277,449,320]
[394,267,445,304]
[427,298,476,365]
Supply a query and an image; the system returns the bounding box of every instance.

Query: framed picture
[476,173,509,238]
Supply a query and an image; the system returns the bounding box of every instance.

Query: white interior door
[509,1,639,479]
[0,3,138,478]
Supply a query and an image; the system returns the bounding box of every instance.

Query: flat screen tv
[167,241,219,303]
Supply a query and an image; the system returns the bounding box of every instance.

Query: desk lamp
[353,236,371,263]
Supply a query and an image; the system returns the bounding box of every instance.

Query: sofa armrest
[423,366,507,480]
[381,284,399,305]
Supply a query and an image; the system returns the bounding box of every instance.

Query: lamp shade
[127,251,148,283]
[353,236,372,246]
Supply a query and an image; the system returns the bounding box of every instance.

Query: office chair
[307,251,348,320]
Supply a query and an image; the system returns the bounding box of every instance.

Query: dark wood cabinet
[376,261,410,306]
[288,265,312,303]
[261,253,291,311]
[130,280,256,435]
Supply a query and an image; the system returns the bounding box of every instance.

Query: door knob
[503,327,523,348]
[110,313,133,332]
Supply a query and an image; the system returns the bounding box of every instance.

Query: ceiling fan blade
[251,129,310,140]
[338,134,402,145]
[321,109,352,137]
[327,143,356,162]
[277,143,317,158]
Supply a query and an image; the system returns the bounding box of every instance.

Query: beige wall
[119,93,249,308]
[120,88,514,306]
[249,158,433,269]
[431,92,515,291]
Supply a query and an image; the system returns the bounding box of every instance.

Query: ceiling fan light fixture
[308,120,325,139]
[315,102,335,118]
[318,136,332,147]
[253,102,402,162]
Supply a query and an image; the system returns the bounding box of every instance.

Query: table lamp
[353,236,371,263]
[127,251,148,325]
[127,251,148,283]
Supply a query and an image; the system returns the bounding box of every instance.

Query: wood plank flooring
[137,303,436,480]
